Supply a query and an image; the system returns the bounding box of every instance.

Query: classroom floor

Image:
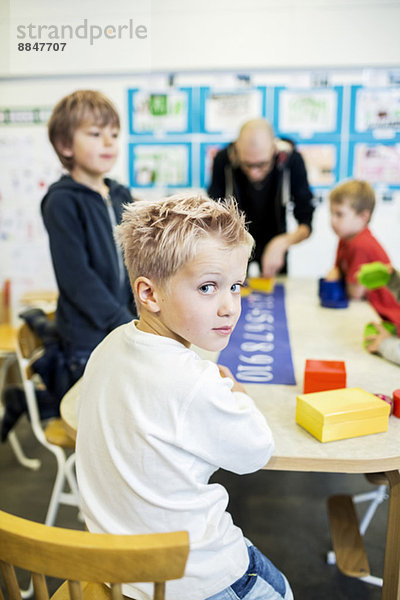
[1,418,387,600]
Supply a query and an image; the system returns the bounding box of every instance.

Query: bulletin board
[1,66,400,316]
[126,78,400,193]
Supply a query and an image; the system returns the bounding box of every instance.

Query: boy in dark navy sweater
[41,90,136,388]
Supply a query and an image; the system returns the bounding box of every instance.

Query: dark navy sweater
[41,175,135,353]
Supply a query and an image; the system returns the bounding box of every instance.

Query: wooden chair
[327,472,388,587]
[14,318,80,528]
[0,509,189,600]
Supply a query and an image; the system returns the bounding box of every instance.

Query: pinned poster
[296,143,339,187]
[350,142,400,187]
[129,142,191,188]
[0,119,61,313]
[351,86,400,135]
[128,88,192,134]
[200,87,266,134]
[275,87,341,138]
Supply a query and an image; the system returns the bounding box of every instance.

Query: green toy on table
[357,261,392,289]
[357,261,400,301]
[358,261,400,365]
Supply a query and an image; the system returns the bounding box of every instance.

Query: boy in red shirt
[325,180,400,333]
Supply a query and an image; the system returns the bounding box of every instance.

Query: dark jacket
[208,142,314,264]
[41,175,135,353]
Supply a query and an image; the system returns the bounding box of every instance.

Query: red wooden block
[303,359,346,394]
[393,389,400,418]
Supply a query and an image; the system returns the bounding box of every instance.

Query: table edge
[265,455,400,473]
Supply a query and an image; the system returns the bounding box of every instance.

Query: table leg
[382,470,400,600]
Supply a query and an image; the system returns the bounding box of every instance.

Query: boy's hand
[218,364,247,394]
[346,281,366,300]
[364,321,391,353]
[325,266,341,281]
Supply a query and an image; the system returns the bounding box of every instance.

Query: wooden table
[249,278,400,475]
[60,278,400,599]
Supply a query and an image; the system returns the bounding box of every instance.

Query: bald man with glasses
[208,119,314,277]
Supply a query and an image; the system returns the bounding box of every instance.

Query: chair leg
[45,450,80,526]
[64,452,83,522]
[17,453,80,596]
[359,575,383,587]
[354,484,388,536]
[20,578,34,598]
[64,453,80,502]
[44,449,68,526]
[7,431,41,471]
[1,356,40,471]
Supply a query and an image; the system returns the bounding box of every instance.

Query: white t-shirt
[76,321,275,600]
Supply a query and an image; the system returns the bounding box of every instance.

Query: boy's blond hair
[48,90,120,171]
[329,180,376,215]
[116,194,254,291]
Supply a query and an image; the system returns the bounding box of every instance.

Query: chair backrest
[0,510,189,600]
[14,313,75,450]
[17,313,54,379]
[17,321,42,361]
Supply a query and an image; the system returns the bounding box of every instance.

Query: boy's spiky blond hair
[329,180,376,215]
[116,194,254,289]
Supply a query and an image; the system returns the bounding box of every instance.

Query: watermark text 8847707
[18,42,67,51]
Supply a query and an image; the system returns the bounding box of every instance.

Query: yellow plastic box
[296,387,390,443]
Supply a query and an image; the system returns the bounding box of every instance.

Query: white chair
[14,318,82,598]
[14,319,80,529]
[1,347,41,471]
[6,429,42,471]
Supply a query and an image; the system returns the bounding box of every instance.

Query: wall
[1,1,400,319]
[2,1,400,76]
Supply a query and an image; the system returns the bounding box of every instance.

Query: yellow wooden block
[248,277,275,293]
[240,286,252,297]
[296,387,390,443]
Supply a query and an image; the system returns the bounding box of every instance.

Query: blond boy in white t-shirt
[75,194,293,600]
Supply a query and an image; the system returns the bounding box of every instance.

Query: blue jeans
[206,542,293,600]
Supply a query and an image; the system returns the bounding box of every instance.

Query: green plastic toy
[363,321,397,348]
[357,261,391,289]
